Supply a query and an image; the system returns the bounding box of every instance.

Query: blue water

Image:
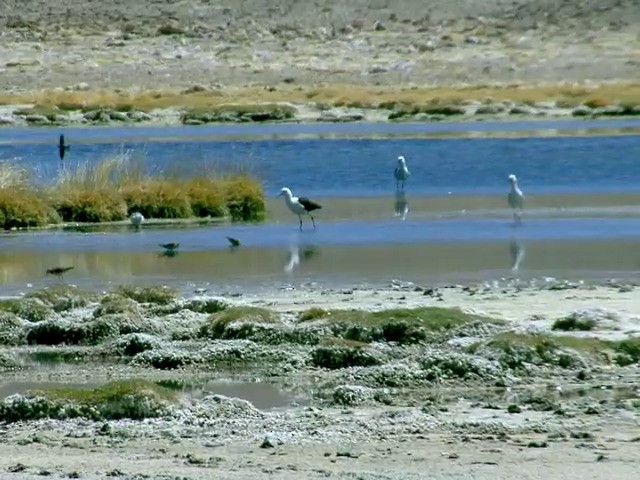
[1,121,640,197]
[4,217,640,252]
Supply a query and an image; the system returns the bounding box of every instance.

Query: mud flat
[0,280,639,479]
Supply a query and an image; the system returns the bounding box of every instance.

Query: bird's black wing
[298,197,322,212]
[59,134,65,147]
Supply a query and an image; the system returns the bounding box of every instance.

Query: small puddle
[156,378,303,410]
[0,379,303,411]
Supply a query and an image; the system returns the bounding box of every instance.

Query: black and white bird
[278,187,322,231]
[58,134,70,161]
[394,155,410,191]
[160,242,180,251]
[507,174,524,224]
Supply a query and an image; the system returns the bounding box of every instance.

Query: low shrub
[311,345,381,370]
[115,285,177,305]
[53,188,128,222]
[0,187,59,229]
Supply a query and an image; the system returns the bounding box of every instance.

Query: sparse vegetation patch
[298,306,503,344]
[0,379,177,423]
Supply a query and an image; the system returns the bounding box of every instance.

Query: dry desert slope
[0,0,639,91]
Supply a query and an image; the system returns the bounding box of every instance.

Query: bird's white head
[508,174,517,184]
[397,156,406,165]
[279,187,293,198]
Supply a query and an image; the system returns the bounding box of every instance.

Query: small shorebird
[226,236,241,249]
[507,174,524,224]
[278,187,322,231]
[159,242,179,258]
[394,156,410,191]
[130,212,144,228]
[58,134,70,161]
[46,266,74,282]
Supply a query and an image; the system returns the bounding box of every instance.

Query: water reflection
[394,190,409,220]
[284,243,321,273]
[284,246,299,273]
[509,237,526,272]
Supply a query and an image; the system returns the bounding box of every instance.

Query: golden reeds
[0,152,265,229]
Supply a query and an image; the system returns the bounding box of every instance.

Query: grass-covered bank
[1,83,639,126]
[0,153,265,230]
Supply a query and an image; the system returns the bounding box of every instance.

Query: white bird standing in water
[278,187,322,231]
[394,156,410,191]
[507,174,524,224]
[130,212,144,228]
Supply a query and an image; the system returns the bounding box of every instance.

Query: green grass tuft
[181,103,296,124]
[472,332,637,370]
[114,285,177,305]
[552,314,597,331]
[24,285,96,312]
[36,379,177,404]
[298,307,328,322]
[0,379,177,422]
[614,338,640,366]
[311,345,381,369]
[0,298,53,322]
[199,306,279,338]
[298,306,502,344]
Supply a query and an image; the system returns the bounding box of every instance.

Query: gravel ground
[0,0,639,91]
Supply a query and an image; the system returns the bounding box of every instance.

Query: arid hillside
[0,0,638,91]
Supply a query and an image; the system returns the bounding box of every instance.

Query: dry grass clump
[53,188,128,223]
[185,178,227,217]
[0,161,30,189]
[0,187,59,230]
[0,152,265,228]
[584,97,611,109]
[223,175,266,222]
[121,180,193,219]
[1,83,638,115]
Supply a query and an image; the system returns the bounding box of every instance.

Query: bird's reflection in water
[509,237,526,272]
[394,190,409,221]
[159,250,179,258]
[284,244,320,273]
